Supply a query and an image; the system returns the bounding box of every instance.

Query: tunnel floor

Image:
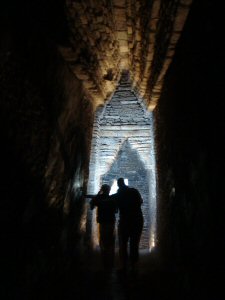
[18,248,219,300]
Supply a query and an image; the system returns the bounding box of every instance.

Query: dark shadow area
[155,0,225,298]
[0,0,225,299]
[0,1,91,299]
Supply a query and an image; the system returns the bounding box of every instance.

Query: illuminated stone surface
[88,71,156,250]
[102,140,150,249]
[63,0,192,110]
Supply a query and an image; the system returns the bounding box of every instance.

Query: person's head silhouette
[100,184,111,195]
[117,178,126,188]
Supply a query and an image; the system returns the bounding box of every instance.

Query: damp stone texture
[63,0,192,110]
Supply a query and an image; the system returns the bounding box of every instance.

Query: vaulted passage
[1,0,225,299]
[87,71,157,251]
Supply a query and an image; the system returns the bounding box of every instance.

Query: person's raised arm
[90,194,100,210]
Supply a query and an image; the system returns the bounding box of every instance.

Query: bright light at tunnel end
[110,178,128,195]
[149,233,156,251]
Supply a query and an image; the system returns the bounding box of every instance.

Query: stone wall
[87,72,156,250]
[102,141,150,249]
[154,0,225,296]
[89,71,153,179]
[62,0,192,110]
[0,1,94,297]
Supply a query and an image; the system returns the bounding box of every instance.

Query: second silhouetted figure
[90,184,117,272]
[113,178,143,273]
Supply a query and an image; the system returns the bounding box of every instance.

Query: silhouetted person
[90,184,117,272]
[114,178,143,273]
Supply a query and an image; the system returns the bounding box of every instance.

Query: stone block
[114,0,126,8]
[127,26,133,35]
[96,16,104,23]
[135,31,142,42]
[80,15,88,25]
[117,31,127,40]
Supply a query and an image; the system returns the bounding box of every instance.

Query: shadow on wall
[102,140,151,250]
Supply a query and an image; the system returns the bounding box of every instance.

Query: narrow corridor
[1,1,225,299]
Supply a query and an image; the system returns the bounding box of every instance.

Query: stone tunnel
[0,0,225,299]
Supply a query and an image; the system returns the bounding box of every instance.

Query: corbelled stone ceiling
[95,71,152,177]
[60,0,192,110]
